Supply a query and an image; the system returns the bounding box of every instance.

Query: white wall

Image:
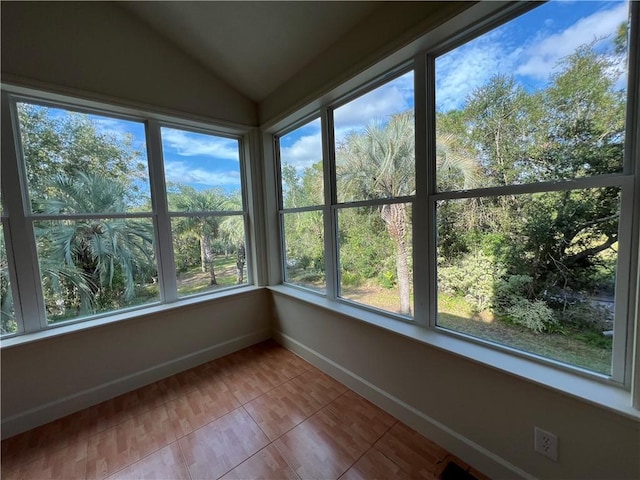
[1,290,271,438]
[0,1,257,126]
[272,293,640,480]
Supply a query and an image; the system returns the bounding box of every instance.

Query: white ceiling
[120,1,383,103]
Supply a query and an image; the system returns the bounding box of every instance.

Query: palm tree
[337,112,415,314]
[38,172,156,318]
[220,191,246,284]
[337,111,479,315]
[169,187,224,285]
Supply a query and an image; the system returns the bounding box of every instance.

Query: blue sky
[280,0,629,174]
[84,116,240,198]
[32,1,628,195]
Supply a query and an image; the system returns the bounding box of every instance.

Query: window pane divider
[278,205,324,214]
[425,54,438,329]
[322,106,338,301]
[146,118,177,303]
[167,210,245,218]
[333,195,416,210]
[28,212,155,221]
[413,52,430,328]
[431,174,633,202]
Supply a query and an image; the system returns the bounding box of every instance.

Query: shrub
[341,271,362,287]
[438,250,503,312]
[558,301,614,333]
[506,298,557,333]
[379,270,396,289]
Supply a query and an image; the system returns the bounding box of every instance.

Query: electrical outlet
[534,427,558,461]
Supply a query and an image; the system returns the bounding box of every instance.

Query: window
[274,0,639,384]
[277,118,326,292]
[161,127,248,297]
[277,72,415,316]
[0,93,251,336]
[432,0,634,379]
[334,72,415,315]
[16,103,158,324]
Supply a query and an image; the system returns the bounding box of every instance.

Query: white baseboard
[273,330,533,480]
[1,329,271,439]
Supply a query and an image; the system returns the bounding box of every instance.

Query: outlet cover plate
[534,427,558,462]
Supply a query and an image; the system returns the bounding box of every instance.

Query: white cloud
[516,2,628,80]
[435,2,628,111]
[92,117,131,138]
[161,128,240,161]
[164,161,240,187]
[435,26,527,111]
[280,133,323,172]
[333,72,414,138]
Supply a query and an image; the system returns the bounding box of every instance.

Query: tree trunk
[209,261,217,285]
[380,203,411,315]
[395,236,411,315]
[200,235,208,273]
[200,234,217,284]
[236,243,246,284]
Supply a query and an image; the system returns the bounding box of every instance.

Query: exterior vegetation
[283,38,626,374]
[0,105,245,332]
[1,30,627,375]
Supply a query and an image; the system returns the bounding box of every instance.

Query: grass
[176,255,245,296]
[437,312,611,375]
[341,285,612,375]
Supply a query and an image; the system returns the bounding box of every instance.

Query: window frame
[275,115,327,293]
[0,87,254,337]
[275,66,418,321]
[271,1,640,389]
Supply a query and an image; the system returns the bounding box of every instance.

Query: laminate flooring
[1,340,489,480]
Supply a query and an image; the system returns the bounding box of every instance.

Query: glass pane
[34,218,159,323]
[1,222,17,335]
[436,187,620,375]
[162,127,242,212]
[338,203,413,316]
[17,103,151,213]
[334,71,415,203]
[282,211,325,292]
[435,1,629,191]
[172,215,247,297]
[279,118,324,208]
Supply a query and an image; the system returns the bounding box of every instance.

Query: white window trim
[267,0,640,409]
[0,85,259,338]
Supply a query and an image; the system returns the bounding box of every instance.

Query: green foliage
[17,104,145,208]
[378,270,396,289]
[556,301,614,334]
[438,250,502,313]
[505,299,557,334]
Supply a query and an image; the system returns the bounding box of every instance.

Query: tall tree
[220,191,247,284]
[337,113,415,314]
[38,173,156,318]
[169,186,225,285]
[17,104,146,208]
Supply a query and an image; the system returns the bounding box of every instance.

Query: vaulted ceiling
[119,2,384,102]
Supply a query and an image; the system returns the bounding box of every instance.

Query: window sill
[0,286,264,350]
[268,285,640,422]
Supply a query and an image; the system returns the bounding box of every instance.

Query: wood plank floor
[1,340,489,479]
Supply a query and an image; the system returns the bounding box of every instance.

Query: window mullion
[625,0,640,405]
[1,93,47,332]
[413,53,430,327]
[321,107,338,301]
[146,119,178,303]
[424,54,438,329]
